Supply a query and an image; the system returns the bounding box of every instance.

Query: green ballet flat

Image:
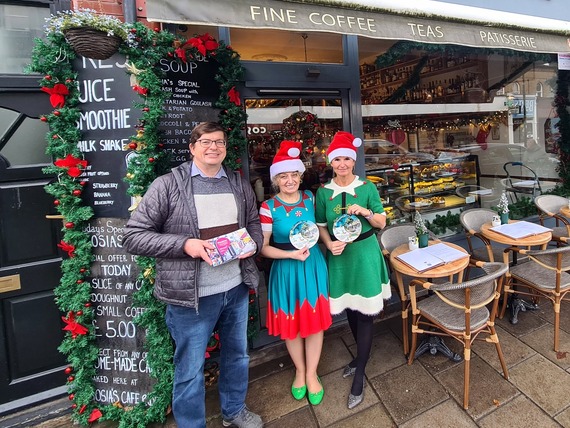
[308,377,324,406]
[291,381,307,400]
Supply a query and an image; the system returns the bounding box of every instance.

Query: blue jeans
[166,283,250,428]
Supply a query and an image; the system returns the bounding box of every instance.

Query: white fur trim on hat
[327,148,357,162]
[270,159,306,178]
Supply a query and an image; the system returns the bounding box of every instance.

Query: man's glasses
[195,139,227,148]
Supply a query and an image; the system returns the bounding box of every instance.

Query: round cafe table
[559,205,570,218]
[390,241,469,360]
[480,220,552,323]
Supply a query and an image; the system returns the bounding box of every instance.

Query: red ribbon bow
[88,408,102,423]
[54,154,88,178]
[62,311,88,336]
[133,85,148,96]
[228,86,241,106]
[41,83,69,108]
[57,240,76,258]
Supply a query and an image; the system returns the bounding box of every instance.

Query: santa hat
[326,131,362,162]
[270,140,306,178]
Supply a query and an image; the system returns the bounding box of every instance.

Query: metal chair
[502,161,542,203]
[499,245,570,352]
[378,223,436,355]
[459,208,512,278]
[534,194,570,244]
[407,261,509,409]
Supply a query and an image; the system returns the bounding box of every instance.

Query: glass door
[245,95,344,348]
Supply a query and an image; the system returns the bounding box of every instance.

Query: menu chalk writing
[86,218,155,406]
[158,55,221,168]
[74,54,142,217]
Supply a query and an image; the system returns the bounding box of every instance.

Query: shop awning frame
[146,0,570,53]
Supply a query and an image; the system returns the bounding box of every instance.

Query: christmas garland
[28,19,249,427]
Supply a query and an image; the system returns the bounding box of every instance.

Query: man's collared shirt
[191,163,227,179]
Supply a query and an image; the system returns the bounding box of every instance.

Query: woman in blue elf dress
[259,140,331,406]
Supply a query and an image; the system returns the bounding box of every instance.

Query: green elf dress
[316,176,391,315]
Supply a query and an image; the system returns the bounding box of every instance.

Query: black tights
[346,309,375,396]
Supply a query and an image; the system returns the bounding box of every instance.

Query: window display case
[366,153,479,223]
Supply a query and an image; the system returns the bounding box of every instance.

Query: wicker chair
[377,223,436,355]
[499,245,570,352]
[407,261,509,409]
[534,194,570,244]
[459,208,512,277]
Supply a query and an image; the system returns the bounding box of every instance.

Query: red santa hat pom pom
[270,140,306,179]
[326,131,361,162]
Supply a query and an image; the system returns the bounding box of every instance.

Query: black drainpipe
[122,0,137,23]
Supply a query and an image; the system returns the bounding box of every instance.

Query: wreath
[28,19,251,427]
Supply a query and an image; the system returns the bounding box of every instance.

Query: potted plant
[45,9,130,60]
[497,192,510,224]
[414,212,430,248]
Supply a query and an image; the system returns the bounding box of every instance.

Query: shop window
[536,82,544,97]
[0,108,50,166]
[0,4,49,74]
[230,28,343,63]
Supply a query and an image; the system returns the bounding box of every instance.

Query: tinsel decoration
[28,16,251,427]
[281,110,323,155]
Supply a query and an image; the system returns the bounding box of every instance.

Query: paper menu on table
[395,243,468,272]
[490,221,551,239]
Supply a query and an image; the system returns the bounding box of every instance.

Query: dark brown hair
[189,122,226,145]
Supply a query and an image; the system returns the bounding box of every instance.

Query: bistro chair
[407,261,509,409]
[499,245,570,352]
[502,161,542,203]
[377,223,436,355]
[459,208,512,277]
[534,194,570,245]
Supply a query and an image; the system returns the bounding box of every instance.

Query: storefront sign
[87,218,155,407]
[75,54,142,218]
[147,0,570,53]
[158,55,221,168]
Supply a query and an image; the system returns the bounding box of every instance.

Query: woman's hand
[347,204,371,218]
[328,240,347,256]
[290,247,310,261]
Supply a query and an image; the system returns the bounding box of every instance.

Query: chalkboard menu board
[87,218,155,406]
[74,55,142,218]
[158,56,221,168]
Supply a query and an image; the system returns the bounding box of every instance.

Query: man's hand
[184,238,215,265]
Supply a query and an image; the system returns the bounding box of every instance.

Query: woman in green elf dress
[315,131,391,410]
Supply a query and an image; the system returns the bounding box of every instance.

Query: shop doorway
[244,93,346,348]
[0,91,66,411]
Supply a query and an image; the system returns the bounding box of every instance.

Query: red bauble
[158,143,164,148]
[76,279,83,284]
[67,376,74,382]
[72,404,77,409]
[65,222,74,229]
[69,394,74,400]
[80,181,87,186]
[64,367,73,374]
[130,28,137,33]
[66,79,72,83]
[54,110,61,116]
[84,302,91,307]
[148,157,155,163]
[128,142,137,149]
[142,107,149,112]
[79,268,86,273]
[52,134,58,139]
[76,310,83,316]
[154,27,160,32]
[45,75,51,80]
[40,116,47,122]
[54,200,60,206]
[72,189,81,196]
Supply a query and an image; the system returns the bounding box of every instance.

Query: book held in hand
[206,228,257,266]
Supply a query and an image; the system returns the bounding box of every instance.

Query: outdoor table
[390,241,469,361]
[480,220,552,323]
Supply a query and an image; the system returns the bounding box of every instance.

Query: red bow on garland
[57,240,76,258]
[132,85,148,96]
[54,154,88,178]
[228,86,241,106]
[62,311,88,336]
[41,83,69,108]
[88,409,102,423]
[174,33,219,62]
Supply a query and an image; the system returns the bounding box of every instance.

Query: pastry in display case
[366,154,479,222]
